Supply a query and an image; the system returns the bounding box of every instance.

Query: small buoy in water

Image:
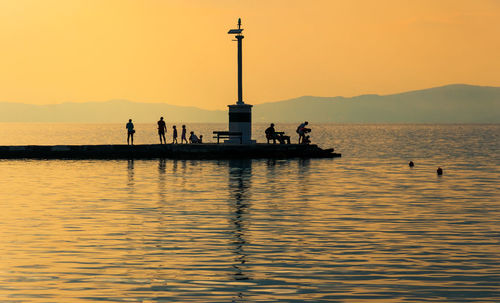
[437,167,443,175]
[409,161,414,167]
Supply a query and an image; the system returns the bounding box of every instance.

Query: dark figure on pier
[265,123,276,144]
[157,117,167,144]
[409,161,414,167]
[296,121,310,143]
[189,131,200,143]
[199,135,203,143]
[181,125,188,144]
[437,167,443,175]
[172,125,178,144]
[301,135,311,145]
[265,123,291,144]
[126,119,135,145]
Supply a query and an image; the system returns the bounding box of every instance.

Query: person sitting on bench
[265,123,277,144]
[265,123,291,144]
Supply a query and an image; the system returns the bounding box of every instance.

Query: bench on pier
[213,131,243,144]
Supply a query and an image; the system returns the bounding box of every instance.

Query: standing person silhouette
[157,117,167,144]
[296,121,309,144]
[172,125,178,144]
[126,119,135,145]
[181,125,188,144]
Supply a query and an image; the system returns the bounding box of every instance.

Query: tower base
[226,103,255,144]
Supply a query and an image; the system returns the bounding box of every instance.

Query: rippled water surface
[0,124,499,302]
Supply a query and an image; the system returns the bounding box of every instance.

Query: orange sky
[0,0,499,109]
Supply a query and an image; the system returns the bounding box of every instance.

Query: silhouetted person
[172,125,178,144]
[189,131,200,143]
[181,125,188,144]
[302,135,311,145]
[265,123,276,144]
[199,135,203,143]
[296,121,309,143]
[409,161,414,167]
[157,117,167,144]
[437,167,443,175]
[126,119,135,145]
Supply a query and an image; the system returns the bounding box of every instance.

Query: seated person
[265,123,277,144]
[301,135,311,145]
[189,131,200,143]
[265,123,291,144]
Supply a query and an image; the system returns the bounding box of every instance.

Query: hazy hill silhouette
[253,84,500,123]
[0,84,498,123]
[0,100,225,123]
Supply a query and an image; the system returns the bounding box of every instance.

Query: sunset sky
[0,0,499,110]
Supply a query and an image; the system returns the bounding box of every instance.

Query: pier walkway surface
[0,144,340,160]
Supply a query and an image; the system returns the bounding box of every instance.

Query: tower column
[237,35,243,104]
[227,18,255,144]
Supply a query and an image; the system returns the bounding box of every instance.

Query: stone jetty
[0,144,341,160]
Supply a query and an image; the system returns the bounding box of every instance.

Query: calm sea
[0,123,499,302]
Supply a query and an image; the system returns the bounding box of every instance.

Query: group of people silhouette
[125,118,202,145]
[264,121,311,144]
[126,118,311,145]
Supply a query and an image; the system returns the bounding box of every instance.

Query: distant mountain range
[1,84,499,123]
[0,100,225,123]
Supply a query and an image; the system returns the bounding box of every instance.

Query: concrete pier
[0,144,340,160]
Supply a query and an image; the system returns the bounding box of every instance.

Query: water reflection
[172,158,178,174]
[158,159,166,203]
[228,159,252,302]
[127,159,134,190]
[298,158,311,172]
[158,158,166,175]
[297,158,311,197]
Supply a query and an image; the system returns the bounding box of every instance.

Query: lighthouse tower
[227,18,255,144]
